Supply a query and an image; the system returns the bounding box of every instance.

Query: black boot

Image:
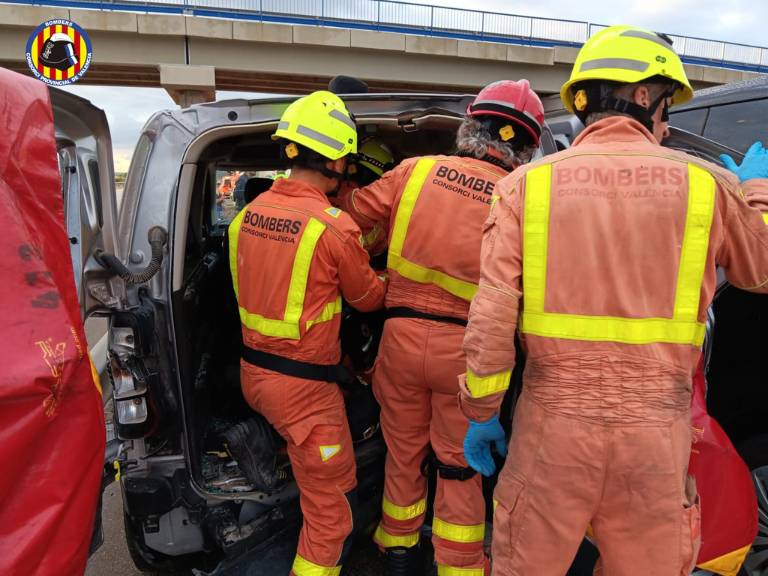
[220,415,286,492]
[385,546,423,576]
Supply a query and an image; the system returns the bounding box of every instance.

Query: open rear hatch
[49,86,126,554]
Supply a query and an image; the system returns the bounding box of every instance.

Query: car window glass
[57,148,71,217]
[702,99,768,154]
[88,159,103,228]
[669,108,707,135]
[210,168,282,234]
[122,134,152,213]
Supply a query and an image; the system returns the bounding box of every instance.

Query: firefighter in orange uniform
[332,137,396,208]
[342,81,545,575]
[229,91,387,576]
[460,26,768,575]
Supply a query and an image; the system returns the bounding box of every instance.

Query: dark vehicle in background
[669,76,768,154]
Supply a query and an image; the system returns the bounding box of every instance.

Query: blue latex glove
[463,414,507,477]
[720,141,768,182]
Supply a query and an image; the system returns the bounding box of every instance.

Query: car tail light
[110,326,151,437]
[116,397,148,425]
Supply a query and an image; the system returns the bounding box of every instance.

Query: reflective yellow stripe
[437,565,485,576]
[389,159,434,258]
[387,158,479,301]
[306,297,343,331]
[466,368,511,398]
[520,162,713,346]
[674,164,715,320]
[763,213,768,225]
[388,253,478,301]
[230,214,327,340]
[291,554,341,576]
[373,526,420,548]
[522,164,552,313]
[88,354,102,396]
[696,543,752,576]
[382,497,427,521]
[432,517,485,544]
[521,311,706,345]
[228,208,247,302]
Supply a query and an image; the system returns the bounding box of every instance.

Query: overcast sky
[427,0,760,45]
[60,0,765,172]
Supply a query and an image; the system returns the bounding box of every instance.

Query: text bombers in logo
[25,19,93,86]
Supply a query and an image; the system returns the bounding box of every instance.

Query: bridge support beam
[159,64,215,107]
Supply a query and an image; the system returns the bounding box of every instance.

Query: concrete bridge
[0,2,763,105]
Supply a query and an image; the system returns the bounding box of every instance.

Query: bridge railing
[12,0,768,71]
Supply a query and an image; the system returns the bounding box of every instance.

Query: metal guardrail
[11,0,768,72]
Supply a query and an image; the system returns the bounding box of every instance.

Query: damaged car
[57,83,765,576]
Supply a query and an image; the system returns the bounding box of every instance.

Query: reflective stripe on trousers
[373,525,421,548]
[382,496,427,521]
[229,209,341,339]
[292,554,341,576]
[437,565,485,575]
[519,161,715,346]
[432,517,485,544]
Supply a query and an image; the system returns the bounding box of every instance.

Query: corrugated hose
[96,226,168,285]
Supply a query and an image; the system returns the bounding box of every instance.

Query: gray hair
[456,117,536,170]
[584,82,671,126]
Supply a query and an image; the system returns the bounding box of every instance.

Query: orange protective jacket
[460,117,768,422]
[229,177,386,364]
[342,155,508,318]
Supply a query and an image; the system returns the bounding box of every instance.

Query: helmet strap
[317,164,346,181]
[284,141,347,182]
[574,83,676,133]
[602,97,655,132]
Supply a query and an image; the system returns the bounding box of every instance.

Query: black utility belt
[242,346,353,384]
[386,306,468,327]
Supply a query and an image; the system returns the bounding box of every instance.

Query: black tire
[737,434,768,576]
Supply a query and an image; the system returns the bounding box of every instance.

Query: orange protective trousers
[374,318,486,571]
[492,384,700,576]
[241,364,357,574]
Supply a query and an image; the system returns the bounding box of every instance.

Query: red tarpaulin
[692,359,758,575]
[0,67,105,576]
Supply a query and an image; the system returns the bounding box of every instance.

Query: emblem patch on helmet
[499,125,515,141]
[574,89,589,112]
[25,19,92,86]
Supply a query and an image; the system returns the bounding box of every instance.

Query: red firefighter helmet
[466,79,545,146]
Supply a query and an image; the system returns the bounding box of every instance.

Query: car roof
[146,92,476,140]
[673,76,768,112]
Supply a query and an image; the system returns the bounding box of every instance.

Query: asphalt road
[85,484,386,576]
[85,483,143,576]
